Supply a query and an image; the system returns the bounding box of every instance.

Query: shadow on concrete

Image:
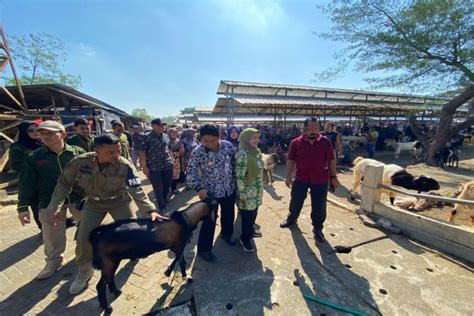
[290,227,380,315]
[330,184,362,206]
[39,259,139,314]
[192,213,275,315]
[264,185,284,201]
[387,233,425,256]
[0,261,75,314]
[0,233,42,273]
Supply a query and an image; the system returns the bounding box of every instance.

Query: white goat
[385,139,415,159]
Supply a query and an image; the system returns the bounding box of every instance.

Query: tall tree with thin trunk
[315,0,473,165]
[1,33,81,88]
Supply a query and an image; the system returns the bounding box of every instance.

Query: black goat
[89,199,217,314]
[413,175,440,193]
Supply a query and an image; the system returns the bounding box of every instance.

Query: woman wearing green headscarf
[236,128,264,252]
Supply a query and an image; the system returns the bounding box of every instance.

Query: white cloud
[212,0,286,31]
[79,43,96,57]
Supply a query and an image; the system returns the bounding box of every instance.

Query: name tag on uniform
[207,161,214,167]
[225,162,230,172]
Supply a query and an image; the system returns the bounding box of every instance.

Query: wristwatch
[330,175,337,179]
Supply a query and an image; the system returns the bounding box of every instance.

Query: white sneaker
[36,261,63,280]
[69,268,94,295]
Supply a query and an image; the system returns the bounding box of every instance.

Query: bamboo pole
[0,25,28,110]
[0,148,10,172]
[1,86,27,112]
[0,131,14,143]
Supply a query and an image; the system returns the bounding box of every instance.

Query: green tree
[316,0,474,165]
[161,115,177,125]
[2,33,81,88]
[180,107,195,114]
[131,108,153,123]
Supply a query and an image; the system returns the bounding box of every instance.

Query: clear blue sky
[1,0,372,117]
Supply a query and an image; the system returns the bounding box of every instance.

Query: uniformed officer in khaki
[47,134,167,295]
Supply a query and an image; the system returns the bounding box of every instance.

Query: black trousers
[32,204,41,230]
[240,209,258,242]
[149,168,173,211]
[197,192,235,252]
[171,179,179,191]
[287,180,328,231]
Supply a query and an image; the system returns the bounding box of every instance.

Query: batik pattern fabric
[235,149,263,210]
[186,140,236,199]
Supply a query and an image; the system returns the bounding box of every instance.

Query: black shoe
[66,217,76,228]
[240,239,255,253]
[220,235,237,246]
[198,251,216,262]
[279,219,295,228]
[252,229,263,238]
[314,230,326,243]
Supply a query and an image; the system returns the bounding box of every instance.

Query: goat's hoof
[113,290,122,297]
[350,195,355,201]
[164,269,172,277]
[186,276,193,284]
[103,305,113,314]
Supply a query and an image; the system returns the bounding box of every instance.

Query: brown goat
[89,199,217,314]
[449,180,474,224]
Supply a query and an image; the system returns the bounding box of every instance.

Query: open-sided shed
[0,84,143,173]
[213,80,468,126]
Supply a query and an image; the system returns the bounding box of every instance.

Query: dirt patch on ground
[275,143,474,228]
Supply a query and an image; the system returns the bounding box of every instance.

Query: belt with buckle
[90,195,123,202]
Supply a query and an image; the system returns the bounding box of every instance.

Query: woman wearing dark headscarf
[9,121,42,171]
[9,121,43,229]
[226,125,240,150]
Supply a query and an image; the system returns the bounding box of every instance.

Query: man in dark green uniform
[66,118,95,152]
[47,134,168,295]
[17,120,85,280]
[112,121,131,160]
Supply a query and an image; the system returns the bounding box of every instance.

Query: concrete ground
[0,172,473,315]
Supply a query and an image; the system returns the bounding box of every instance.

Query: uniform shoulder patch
[126,165,141,188]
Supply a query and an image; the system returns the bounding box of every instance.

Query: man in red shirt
[280,117,341,242]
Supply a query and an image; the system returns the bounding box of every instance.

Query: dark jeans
[198,192,235,252]
[367,143,375,158]
[287,180,328,231]
[171,179,179,191]
[149,168,173,212]
[240,209,258,242]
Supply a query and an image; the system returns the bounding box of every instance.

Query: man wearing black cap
[139,118,174,213]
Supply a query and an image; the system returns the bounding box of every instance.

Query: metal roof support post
[225,94,234,126]
[349,108,352,127]
[273,107,277,127]
[323,105,327,127]
[51,94,59,118]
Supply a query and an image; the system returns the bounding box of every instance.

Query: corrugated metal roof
[212,95,448,114]
[218,80,450,103]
